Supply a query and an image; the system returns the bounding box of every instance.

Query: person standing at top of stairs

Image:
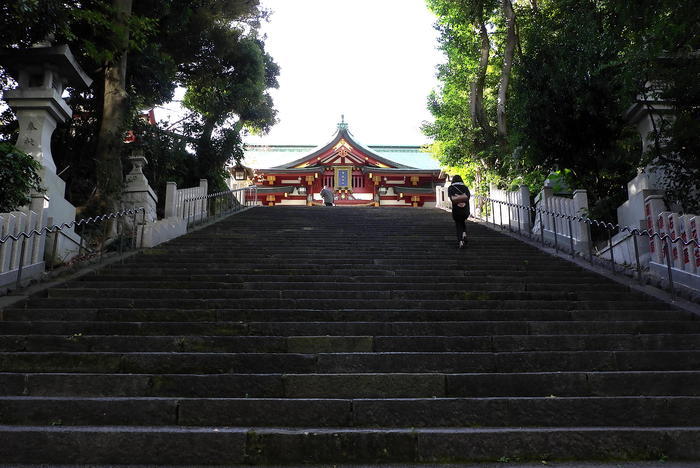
[320,185,335,206]
[448,175,471,248]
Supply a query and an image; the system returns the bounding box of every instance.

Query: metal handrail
[56,226,92,252]
[1,207,146,291]
[0,207,145,244]
[181,185,258,229]
[470,195,700,296]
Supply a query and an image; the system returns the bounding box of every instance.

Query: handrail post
[539,210,544,245]
[568,218,575,258]
[608,228,615,273]
[15,235,27,290]
[633,233,642,283]
[49,227,60,272]
[100,218,108,263]
[77,222,84,256]
[140,209,146,249]
[587,222,593,264]
[118,217,124,261]
[131,210,138,249]
[664,237,675,296]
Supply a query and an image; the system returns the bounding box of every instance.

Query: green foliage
[0,143,43,212]
[621,0,700,213]
[130,119,198,216]
[509,0,638,220]
[426,0,698,222]
[1,0,278,210]
[423,0,517,195]
[180,21,278,189]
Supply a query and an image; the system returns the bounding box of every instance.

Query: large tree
[613,0,700,212]
[425,0,699,219]
[91,0,133,213]
[1,0,279,212]
[507,0,638,218]
[423,0,524,194]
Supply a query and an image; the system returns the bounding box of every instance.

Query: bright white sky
[242,0,442,146]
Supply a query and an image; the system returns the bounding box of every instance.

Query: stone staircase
[0,206,699,465]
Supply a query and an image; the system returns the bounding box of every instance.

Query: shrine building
[242,119,445,207]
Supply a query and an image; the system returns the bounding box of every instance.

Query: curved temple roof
[271,120,414,170]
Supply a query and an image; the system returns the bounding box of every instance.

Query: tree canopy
[0,0,279,212]
[425,0,700,217]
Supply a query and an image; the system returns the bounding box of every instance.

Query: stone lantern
[122,149,157,226]
[0,44,92,257]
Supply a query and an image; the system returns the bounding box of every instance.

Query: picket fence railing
[436,182,700,296]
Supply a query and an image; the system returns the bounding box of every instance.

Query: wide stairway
[1,206,699,465]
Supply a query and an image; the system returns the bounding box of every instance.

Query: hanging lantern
[233,164,246,180]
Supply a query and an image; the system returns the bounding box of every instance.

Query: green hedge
[0,142,44,213]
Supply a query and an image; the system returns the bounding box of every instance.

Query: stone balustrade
[531,184,590,254]
[489,184,532,232]
[644,195,700,291]
[164,179,208,221]
[0,195,49,289]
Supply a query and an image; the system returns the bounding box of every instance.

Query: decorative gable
[281,120,409,171]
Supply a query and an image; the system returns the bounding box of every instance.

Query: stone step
[109,255,586,265]
[3,307,688,323]
[46,287,653,303]
[3,205,698,464]
[61,280,628,293]
[103,261,592,272]
[87,272,617,283]
[131,251,559,259]
[131,257,560,266]
[2,320,699,336]
[96,267,610,279]
[1,396,699,428]
[0,425,698,464]
[4,371,700,398]
[2,350,699,374]
[22,297,670,311]
[1,333,697,353]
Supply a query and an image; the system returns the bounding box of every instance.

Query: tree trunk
[497,0,517,138]
[470,18,491,135]
[92,0,133,213]
[196,117,217,179]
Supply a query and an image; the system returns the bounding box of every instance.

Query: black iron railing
[181,186,258,229]
[471,195,700,296]
[0,207,146,290]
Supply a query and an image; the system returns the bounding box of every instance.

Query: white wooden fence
[531,184,590,253]
[435,185,452,211]
[435,184,480,216]
[437,181,590,254]
[0,195,48,289]
[488,184,532,232]
[644,195,700,290]
[164,179,208,221]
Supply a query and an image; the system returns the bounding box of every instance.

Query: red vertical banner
[657,213,665,262]
[668,213,681,268]
[645,200,655,255]
[657,211,672,263]
[645,195,668,264]
[680,215,692,273]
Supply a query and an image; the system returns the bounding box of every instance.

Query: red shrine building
[245,120,445,207]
